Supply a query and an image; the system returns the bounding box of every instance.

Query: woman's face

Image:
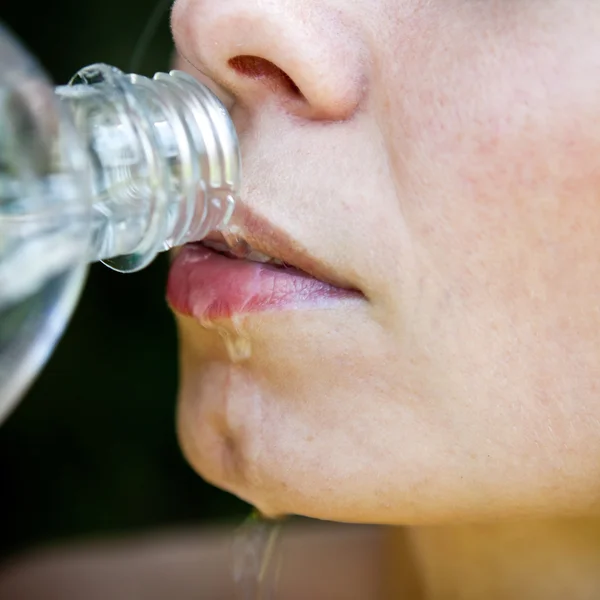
[169,0,600,524]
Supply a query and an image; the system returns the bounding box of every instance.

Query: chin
[172,303,412,521]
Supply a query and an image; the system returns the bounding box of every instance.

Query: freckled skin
[170,0,600,524]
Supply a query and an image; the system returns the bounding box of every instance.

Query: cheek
[366,5,600,501]
[376,4,600,367]
[376,2,600,249]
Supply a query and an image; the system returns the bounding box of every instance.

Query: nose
[171,0,367,121]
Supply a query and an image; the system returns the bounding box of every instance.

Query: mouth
[166,209,363,321]
[200,238,288,267]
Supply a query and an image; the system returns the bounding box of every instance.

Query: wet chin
[174,304,420,523]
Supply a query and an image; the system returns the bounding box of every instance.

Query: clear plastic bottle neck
[55,63,241,272]
[0,22,244,423]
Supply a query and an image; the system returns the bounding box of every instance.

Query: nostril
[228,55,304,99]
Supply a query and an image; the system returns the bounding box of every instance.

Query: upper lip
[203,204,360,293]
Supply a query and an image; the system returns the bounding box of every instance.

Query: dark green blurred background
[0,0,247,561]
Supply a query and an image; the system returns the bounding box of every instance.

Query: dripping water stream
[232,510,284,600]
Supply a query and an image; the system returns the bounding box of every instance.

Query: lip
[167,207,363,320]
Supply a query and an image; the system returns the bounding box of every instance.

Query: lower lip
[167,244,360,320]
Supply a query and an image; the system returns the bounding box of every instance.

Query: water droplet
[198,314,252,363]
[198,315,218,332]
[223,313,252,362]
[221,224,252,258]
[219,328,252,363]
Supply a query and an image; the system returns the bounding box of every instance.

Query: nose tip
[171,0,367,121]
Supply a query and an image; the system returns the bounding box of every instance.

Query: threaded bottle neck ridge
[55,64,241,272]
